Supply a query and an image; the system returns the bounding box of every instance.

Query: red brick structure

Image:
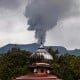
[16,44,61,80]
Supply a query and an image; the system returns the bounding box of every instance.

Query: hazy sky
[0,0,80,50]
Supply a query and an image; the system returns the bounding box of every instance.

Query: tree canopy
[0,47,80,80]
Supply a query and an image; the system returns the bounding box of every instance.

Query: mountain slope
[0,43,80,55]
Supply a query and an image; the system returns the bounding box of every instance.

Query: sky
[0,0,80,50]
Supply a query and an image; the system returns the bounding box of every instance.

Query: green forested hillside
[0,47,80,80]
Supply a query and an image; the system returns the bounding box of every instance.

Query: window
[41,69,44,73]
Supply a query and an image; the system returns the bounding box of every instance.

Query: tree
[0,47,80,80]
[0,48,31,80]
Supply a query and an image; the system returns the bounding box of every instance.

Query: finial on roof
[39,36,44,48]
[40,37,43,45]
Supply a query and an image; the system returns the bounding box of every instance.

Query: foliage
[0,47,80,80]
[0,48,31,80]
[48,48,80,80]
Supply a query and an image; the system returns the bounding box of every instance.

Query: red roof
[16,74,61,80]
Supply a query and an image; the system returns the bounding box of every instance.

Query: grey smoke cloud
[25,0,76,44]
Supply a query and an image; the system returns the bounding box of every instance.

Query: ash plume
[25,0,76,44]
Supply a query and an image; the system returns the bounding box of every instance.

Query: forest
[0,47,80,80]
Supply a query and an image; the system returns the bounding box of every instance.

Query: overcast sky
[0,0,80,50]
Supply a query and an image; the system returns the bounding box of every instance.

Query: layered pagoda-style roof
[16,44,61,80]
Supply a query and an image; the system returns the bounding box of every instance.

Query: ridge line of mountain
[0,43,80,55]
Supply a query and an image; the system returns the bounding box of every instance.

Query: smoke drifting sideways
[25,0,75,44]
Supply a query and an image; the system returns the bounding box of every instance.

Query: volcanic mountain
[0,43,80,56]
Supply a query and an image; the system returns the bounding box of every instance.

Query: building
[16,43,61,80]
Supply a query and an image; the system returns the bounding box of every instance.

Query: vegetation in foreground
[0,47,80,80]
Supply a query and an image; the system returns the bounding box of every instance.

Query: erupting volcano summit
[16,42,61,80]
